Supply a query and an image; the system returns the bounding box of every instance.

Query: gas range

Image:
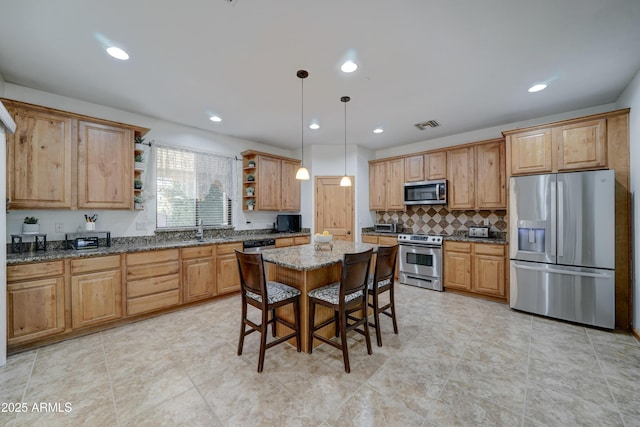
[397,234,443,246]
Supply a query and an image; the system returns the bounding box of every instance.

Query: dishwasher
[242,238,276,253]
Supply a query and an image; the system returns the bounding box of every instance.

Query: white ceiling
[1,0,639,152]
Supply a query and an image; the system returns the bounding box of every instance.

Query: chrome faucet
[195,219,204,240]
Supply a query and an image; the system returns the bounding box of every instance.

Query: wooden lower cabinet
[276,235,311,247]
[360,235,400,278]
[182,245,216,302]
[71,255,122,329]
[216,242,243,295]
[444,241,506,300]
[126,249,181,316]
[6,261,67,346]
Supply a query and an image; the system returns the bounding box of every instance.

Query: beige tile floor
[1,284,640,426]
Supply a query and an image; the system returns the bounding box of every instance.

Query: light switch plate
[55,223,64,233]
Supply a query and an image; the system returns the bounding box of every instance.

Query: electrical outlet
[55,223,64,233]
[136,221,146,230]
[483,218,489,226]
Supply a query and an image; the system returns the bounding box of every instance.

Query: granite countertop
[261,240,377,271]
[6,231,311,265]
[361,230,508,245]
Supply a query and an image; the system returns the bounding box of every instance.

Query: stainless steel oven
[397,234,443,291]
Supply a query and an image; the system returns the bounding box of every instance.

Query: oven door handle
[399,242,441,250]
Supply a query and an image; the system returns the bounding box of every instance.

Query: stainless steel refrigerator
[509,170,615,328]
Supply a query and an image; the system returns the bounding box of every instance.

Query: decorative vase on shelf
[248,205,254,211]
[247,161,256,168]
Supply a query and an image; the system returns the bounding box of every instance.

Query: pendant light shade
[296,69,310,180]
[340,96,352,187]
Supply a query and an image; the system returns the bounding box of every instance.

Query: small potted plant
[134,136,146,150]
[247,160,256,168]
[134,195,145,210]
[23,216,39,233]
[245,187,255,196]
[134,154,144,170]
[246,173,255,182]
[134,179,143,190]
[246,199,255,211]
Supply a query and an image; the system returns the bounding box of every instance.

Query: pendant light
[295,70,310,180]
[340,96,352,187]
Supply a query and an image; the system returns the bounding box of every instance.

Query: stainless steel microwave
[403,179,447,205]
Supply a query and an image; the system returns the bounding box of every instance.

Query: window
[156,146,233,228]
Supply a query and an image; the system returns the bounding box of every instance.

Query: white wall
[304,144,373,241]
[376,104,617,159]
[3,84,298,239]
[616,67,640,336]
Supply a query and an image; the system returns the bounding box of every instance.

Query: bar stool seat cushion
[247,281,300,304]
[308,282,363,305]
[367,276,392,290]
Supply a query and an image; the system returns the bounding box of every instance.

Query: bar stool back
[307,249,373,373]
[235,250,301,372]
[368,244,399,346]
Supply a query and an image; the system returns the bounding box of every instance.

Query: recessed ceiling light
[309,123,319,130]
[373,128,384,134]
[106,46,129,60]
[528,83,547,93]
[209,115,222,122]
[341,60,358,73]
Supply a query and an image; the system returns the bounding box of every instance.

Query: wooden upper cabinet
[78,120,133,209]
[3,99,148,210]
[404,155,425,182]
[426,151,447,180]
[556,119,606,171]
[507,128,553,175]
[447,146,475,209]
[369,161,387,210]
[369,158,404,211]
[476,140,506,209]
[505,117,608,175]
[386,158,405,210]
[6,106,75,209]
[256,155,281,210]
[280,158,301,211]
[242,150,301,211]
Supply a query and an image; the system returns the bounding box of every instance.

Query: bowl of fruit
[314,231,333,243]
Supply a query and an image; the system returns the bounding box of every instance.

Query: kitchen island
[261,240,377,353]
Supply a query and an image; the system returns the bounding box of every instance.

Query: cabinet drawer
[445,241,471,253]
[276,237,294,248]
[378,236,398,246]
[294,236,310,245]
[474,244,505,256]
[216,242,242,255]
[71,255,120,274]
[127,289,180,316]
[7,261,65,282]
[181,245,214,259]
[361,235,378,244]
[127,249,179,266]
[127,274,180,298]
[127,261,180,281]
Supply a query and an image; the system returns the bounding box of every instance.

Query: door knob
[347,231,351,235]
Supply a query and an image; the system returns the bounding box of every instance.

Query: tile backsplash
[376,206,507,235]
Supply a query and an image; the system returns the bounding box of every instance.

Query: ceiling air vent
[414,120,440,130]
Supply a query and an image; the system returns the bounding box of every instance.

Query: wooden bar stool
[235,250,301,372]
[368,244,399,346]
[307,249,373,373]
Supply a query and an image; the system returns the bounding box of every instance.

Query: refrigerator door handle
[512,263,612,279]
[550,182,556,256]
[557,181,564,256]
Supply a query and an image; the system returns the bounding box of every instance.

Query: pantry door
[315,176,354,242]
